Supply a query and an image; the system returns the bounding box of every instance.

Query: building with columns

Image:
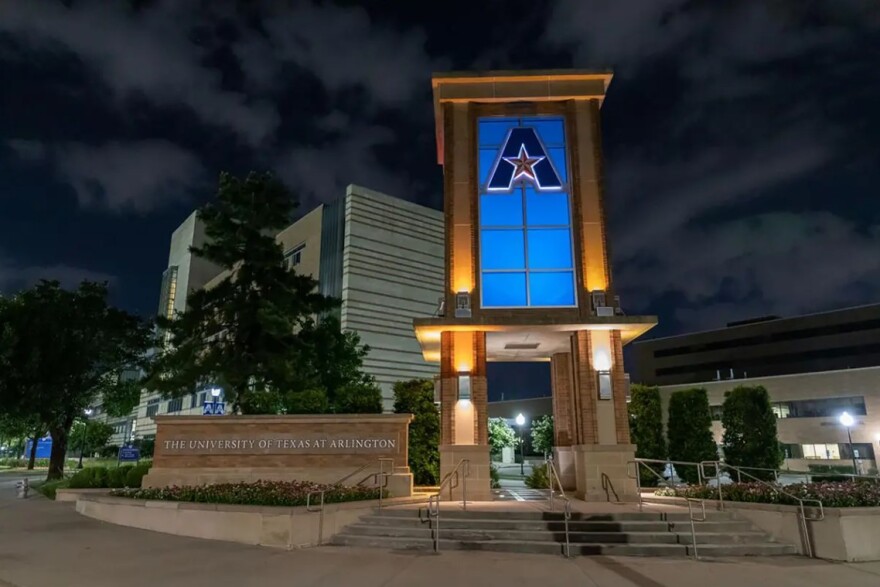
[414,71,657,501]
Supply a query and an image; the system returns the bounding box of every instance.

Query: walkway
[1,476,880,587]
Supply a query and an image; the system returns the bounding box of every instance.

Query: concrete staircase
[331,508,797,557]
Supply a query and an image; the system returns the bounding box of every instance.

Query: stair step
[343,525,685,544]
[378,508,736,522]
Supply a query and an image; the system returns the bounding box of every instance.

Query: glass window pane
[527,229,572,269]
[520,118,564,146]
[547,148,568,182]
[480,192,523,227]
[802,444,816,458]
[826,444,840,459]
[526,188,569,226]
[529,272,575,306]
[479,119,515,147]
[480,230,525,270]
[482,272,527,307]
[479,148,498,186]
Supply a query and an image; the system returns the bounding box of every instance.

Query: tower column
[438,330,491,500]
[551,351,577,489]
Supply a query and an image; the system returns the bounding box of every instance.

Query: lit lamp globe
[840,412,854,428]
[210,387,222,399]
[515,413,525,427]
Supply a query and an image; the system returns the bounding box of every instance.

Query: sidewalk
[1,485,879,587]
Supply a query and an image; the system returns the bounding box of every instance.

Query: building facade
[124,185,443,442]
[634,304,880,387]
[658,367,880,475]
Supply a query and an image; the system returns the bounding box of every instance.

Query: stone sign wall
[143,414,413,496]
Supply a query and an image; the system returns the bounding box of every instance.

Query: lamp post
[515,413,526,476]
[77,408,93,469]
[840,412,858,476]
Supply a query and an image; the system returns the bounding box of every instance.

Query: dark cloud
[544,0,880,329]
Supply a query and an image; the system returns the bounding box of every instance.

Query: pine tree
[667,388,718,484]
[147,172,341,413]
[721,385,783,480]
[393,379,439,485]
[628,384,667,486]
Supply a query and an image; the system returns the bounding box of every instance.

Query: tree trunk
[47,423,72,481]
[27,432,39,470]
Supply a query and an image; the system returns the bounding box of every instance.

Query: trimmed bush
[490,463,501,489]
[721,386,782,479]
[124,463,152,488]
[660,480,880,508]
[107,466,134,488]
[392,379,440,486]
[111,480,382,507]
[34,479,70,500]
[628,384,667,487]
[667,388,718,483]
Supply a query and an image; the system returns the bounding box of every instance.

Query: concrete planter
[643,495,880,561]
[55,488,112,503]
[74,494,426,549]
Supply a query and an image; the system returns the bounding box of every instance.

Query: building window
[787,396,866,418]
[189,393,198,409]
[477,116,575,308]
[781,444,803,459]
[157,266,178,320]
[199,391,207,406]
[167,398,183,413]
[802,443,841,460]
[284,244,305,269]
[146,399,160,418]
[771,403,791,419]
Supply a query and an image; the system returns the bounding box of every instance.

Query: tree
[147,172,348,413]
[667,388,718,484]
[69,420,115,459]
[530,415,554,456]
[488,418,516,458]
[721,385,783,480]
[392,379,439,485]
[0,281,153,480]
[628,384,668,486]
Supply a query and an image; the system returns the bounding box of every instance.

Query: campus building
[636,305,880,474]
[124,185,443,441]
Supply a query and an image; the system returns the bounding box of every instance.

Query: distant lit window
[802,443,841,460]
[771,403,791,419]
[284,244,305,269]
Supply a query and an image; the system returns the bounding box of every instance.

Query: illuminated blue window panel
[480,230,525,270]
[527,229,573,269]
[529,272,576,306]
[483,273,527,307]
[480,193,523,226]
[525,188,569,226]
[478,115,576,308]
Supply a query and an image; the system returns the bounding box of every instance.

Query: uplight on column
[457,372,472,406]
[594,350,612,400]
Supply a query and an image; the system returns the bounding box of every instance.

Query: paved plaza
[0,473,879,587]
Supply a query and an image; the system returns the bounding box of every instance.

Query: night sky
[2,2,879,399]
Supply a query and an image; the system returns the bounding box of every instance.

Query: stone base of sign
[439,444,492,501]
[552,446,577,491]
[143,467,414,497]
[573,444,638,502]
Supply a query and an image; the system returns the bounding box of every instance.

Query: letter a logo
[487,127,563,192]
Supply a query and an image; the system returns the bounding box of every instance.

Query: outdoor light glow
[515,413,525,427]
[210,387,222,398]
[593,351,611,372]
[875,433,880,442]
[84,408,93,416]
[839,412,855,427]
[457,399,471,408]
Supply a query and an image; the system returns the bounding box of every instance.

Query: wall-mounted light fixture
[455,292,472,318]
[457,372,472,405]
[597,370,612,400]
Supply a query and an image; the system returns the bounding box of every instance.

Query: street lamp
[515,413,526,476]
[839,412,857,476]
[77,408,94,469]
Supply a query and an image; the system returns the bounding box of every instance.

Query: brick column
[439,331,456,445]
[472,332,488,446]
[550,352,575,447]
[571,331,599,445]
[610,330,631,445]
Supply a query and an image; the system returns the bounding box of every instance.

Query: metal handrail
[545,457,571,558]
[701,461,825,558]
[427,459,470,553]
[685,498,706,560]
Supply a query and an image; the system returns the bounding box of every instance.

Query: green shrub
[0,457,50,468]
[629,384,667,487]
[661,480,880,508]
[490,463,500,489]
[667,388,718,483]
[525,463,550,489]
[111,480,382,507]
[69,467,97,488]
[107,466,134,488]
[721,386,782,479]
[34,479,70,500]
[124,463,151,488]
[392,379,439,486]
[98,445,120,459]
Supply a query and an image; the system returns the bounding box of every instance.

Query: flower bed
[110,480,383,507]
[657,480,880,508]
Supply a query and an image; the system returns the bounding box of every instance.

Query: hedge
[68,463,151,489]
[658,480,880,508]
[111,480,383,507]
